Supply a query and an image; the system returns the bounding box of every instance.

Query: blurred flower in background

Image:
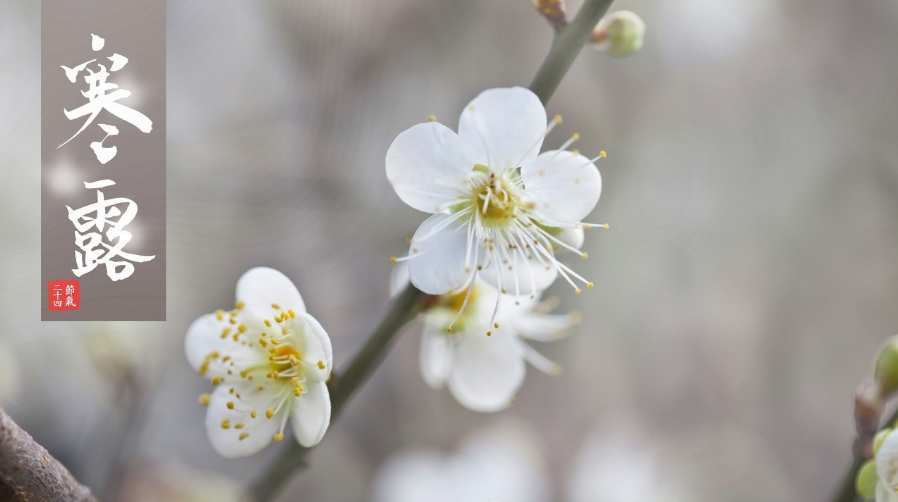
[567,423,686,502]
[372,420,548,502]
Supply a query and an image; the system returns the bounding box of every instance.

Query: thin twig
[248,1,617,499]
[0,408,97,502]
[530,0,615,104]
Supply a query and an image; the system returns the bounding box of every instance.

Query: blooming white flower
[392,263,578,412]
[386,87,605,306]
[877,431,898,502]
[372,421,548,502]
[185,267,333,458]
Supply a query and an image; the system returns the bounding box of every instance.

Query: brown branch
[0,408,97,502]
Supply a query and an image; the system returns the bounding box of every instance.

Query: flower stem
[249,285,428,502]
[530,0,616,104]
[249,1,616,498]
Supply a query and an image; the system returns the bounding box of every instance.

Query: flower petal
[386,122,476,214]
[420,327,453,388]
[557,225,585,250]
[448,330,525,412]
[522,150,602,226]
[878,432,898,499]
[185,313,264,381]
[458,87,547,171]
[236,267,305,324]
[291,381,331,447]
[512,313,577,341]
[205,382,281,458]
[478,239,557,296]
[296,313,333,382]
[407,214,474,295]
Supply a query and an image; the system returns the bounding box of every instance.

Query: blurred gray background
[2,0,898,500]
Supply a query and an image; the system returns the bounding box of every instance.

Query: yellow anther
[282,327,289,335]
[226,401,235,410]
[265,408,274,419]
[238,324,247,333]
[250,410,257,419]
[215,310,225,321]
[259,339,268,348]
[287,309,296,319]
[238,432,250,441]
[264,319,272,328]
[220,327,231,339]
[235,300,245,310]
[426,114,437,122]
[220,419,231,430]
[211,376,223,385]
[273,432,285,442]
[581,252,589,260]
[389,256,398,264]
[229,317,237,325]
[586,282,595,289]
[552,114,563,124]
[234,422,245,430]
[485,331,492,337]
[197,393,210,406]
[598,150,608,159]
[293,385,304,397]
[316,360,326,370]
[571,132,581,141]
[271,303,281,310]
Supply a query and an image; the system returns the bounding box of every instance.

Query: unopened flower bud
[876,336,898,396]
[532,0,567,30]
[855,459,878,499]
[591,11,646,57]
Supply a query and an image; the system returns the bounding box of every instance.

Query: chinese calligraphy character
[51,285,64,309]
[58,33,152,164]
[66,179,155,281]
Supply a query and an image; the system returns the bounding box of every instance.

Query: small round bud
[591,10,646,57]
[855,459,878,499]
[875,336,898,397]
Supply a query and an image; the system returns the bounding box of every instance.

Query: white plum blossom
[372,422,548,502]
[877,431,898,502]
[386,87,605,311]
[185,267,333,458]
[391,263,578,412]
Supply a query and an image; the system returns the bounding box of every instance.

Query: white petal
[557,226,585,250]
[522,150,602,226]
[520,342,561,375]
[185,314,263,381]
[878,432,898,496]
[236,267,305,324]
[291,381,331,447]
[877,482,898,502]
[296,313,333,382]
[513,313,578,341]
[448,330,525,412]
[386,122,476,213]
[205,382,282,458]
[389,262,411,298]
[478,237,557,295]
[407,214,473,295]
[458,87,547,171]
[420,327,453,388]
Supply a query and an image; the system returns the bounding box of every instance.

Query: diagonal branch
[0,408,97,502]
